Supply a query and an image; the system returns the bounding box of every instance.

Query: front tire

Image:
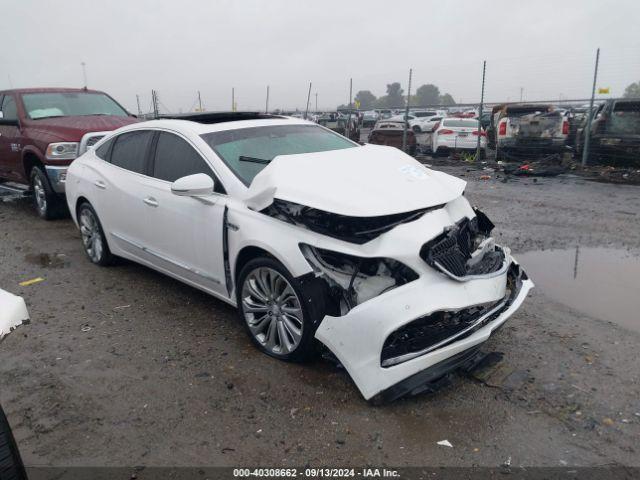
[30,167,63,220]
[237,257,317,362]
[77,202,114,266]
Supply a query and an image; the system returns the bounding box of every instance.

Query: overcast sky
[2,0,639,113]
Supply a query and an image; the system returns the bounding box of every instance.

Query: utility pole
[519,87,523,102]
[315,92,318,113]
[265,85,270,113]
[476,60,487,161]
[151,90,159,119]
[304,82,312,120]
[136,94,142,117]
[346,78,353,139]
[231,88,235,112]
[197,91,203,112]
[582,47,600,167]
[402,68,413,153]
[81,62,87,88]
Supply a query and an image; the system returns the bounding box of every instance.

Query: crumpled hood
[245,144,466,216]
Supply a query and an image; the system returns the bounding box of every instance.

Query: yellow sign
[354,100,361,109]
[598,87,610,94]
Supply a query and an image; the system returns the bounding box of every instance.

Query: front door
[0,94,22,181]
[137,131,228,297]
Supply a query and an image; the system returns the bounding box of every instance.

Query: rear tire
[236,257,318,362]
[0,405,27,480]
[412,125,422,133]
[77,202,115,266]
[30,166,64,220]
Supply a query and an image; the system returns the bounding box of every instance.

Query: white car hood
[245,144,465,216]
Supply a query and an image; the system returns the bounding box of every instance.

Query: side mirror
[0,117,20,127]
[171,173,214,197]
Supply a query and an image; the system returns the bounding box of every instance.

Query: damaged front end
[263,199,442,244]
[299,244,418,315]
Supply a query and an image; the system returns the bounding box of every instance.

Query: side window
[95,138,114,160]
[153,132,225,193]
[110,130,153,174]
[1,95,18,120]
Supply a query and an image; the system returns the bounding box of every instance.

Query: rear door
[136,130,229,295]
[86,129,155,260]
[0,94,22,180]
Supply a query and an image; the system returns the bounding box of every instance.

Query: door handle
[143,196,159,207]
[93,180,106,189]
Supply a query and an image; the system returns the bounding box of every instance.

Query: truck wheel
[30,167,63,220]
[0,404,27,480]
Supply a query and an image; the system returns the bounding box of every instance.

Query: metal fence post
[476,60,486,160]
[402,68,413,153]
[346,78,353,139]
[582,48,600,166]
[304,82,312,120]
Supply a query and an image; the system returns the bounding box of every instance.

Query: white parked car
[411,115,445,133]
[66,113,532,402]
[432,118,487,156]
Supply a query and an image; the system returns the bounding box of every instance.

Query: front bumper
[314,256,532,401]
[45,166,68,194]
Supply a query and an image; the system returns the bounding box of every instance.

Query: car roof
[120,115,315,136]
[0,87,106,95]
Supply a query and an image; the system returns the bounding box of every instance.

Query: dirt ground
[1,166,639,469]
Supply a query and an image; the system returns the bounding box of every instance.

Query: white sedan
[431,117,487,156]
[66,113,531,402]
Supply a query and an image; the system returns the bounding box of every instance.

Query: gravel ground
[1,167,639,468]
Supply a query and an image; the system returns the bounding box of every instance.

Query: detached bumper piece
[420,211,506,280]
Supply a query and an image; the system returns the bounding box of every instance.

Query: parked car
[488,103,568,157]
[412,115,444,133]
[368,120,417,155]
[362,110,379,128]
[431,118,487,156]
[317,114,360,141]
[0,88,138,219]
[65,112,531,402]
[574,99,640,164]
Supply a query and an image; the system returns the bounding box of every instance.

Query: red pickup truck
[0,88,138,219]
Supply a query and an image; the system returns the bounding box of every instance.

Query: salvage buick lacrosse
[66,113,533,402]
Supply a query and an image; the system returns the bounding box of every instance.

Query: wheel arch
[22,150,44,182]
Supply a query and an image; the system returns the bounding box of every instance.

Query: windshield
[22,92,129,119]
[608,102,640,135]
[200,124,356,186]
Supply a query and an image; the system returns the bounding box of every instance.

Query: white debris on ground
[0,288,29,339]
[436,440,453,448]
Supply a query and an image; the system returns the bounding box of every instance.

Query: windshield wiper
[32,115,66,120]
[238,155,271,164]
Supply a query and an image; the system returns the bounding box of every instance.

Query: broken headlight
[300,244,418,315]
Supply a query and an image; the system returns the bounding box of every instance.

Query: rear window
[200,124,355,186]
[609,102,640,134]
[442,119,479,128]
[110,131,153,174]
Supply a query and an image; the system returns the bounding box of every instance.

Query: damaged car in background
[488,103,569,159]
[65,113,533,402]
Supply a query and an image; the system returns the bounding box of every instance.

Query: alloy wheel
[241,267,304,355]
[33,176,47,215]
[79,208,104,263]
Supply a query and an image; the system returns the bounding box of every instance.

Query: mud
[1,168,640,468]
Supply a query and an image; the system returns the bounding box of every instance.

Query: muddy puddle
[516,247,640,333]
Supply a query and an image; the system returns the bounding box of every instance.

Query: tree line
[339,82,456,110]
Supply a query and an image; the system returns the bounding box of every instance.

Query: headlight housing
[300,244,418,315]
[45,142,79,160]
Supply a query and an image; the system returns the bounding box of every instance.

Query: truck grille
[79,132,108,155]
